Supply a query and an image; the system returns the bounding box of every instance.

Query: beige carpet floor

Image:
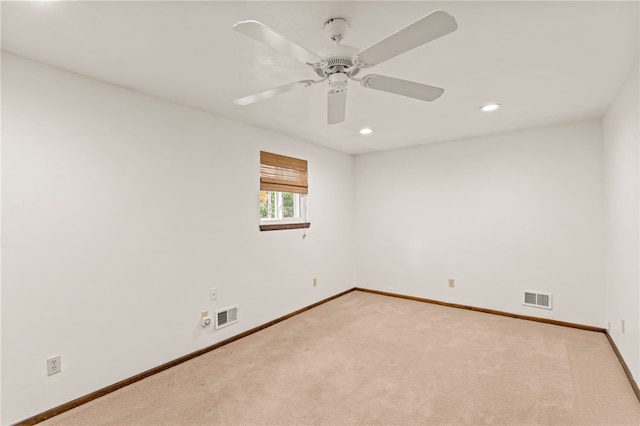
[42,290,640,425]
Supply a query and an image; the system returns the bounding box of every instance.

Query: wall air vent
[215,305,239,329]
[523,291,552,310]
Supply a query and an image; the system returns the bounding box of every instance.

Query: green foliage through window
[260,191,301,220]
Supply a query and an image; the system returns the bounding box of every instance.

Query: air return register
[523,291,552,310]
[215,305,239,329]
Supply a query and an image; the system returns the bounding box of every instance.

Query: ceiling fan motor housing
[315,44,360,77]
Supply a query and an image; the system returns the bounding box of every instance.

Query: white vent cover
[523,291,553,310]
[215,305,239,329]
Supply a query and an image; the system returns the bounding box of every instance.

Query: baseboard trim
[604,331,640,402]
[15,288,356,426]
[354,288,605,332]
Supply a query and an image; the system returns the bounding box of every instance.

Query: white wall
[354,120,605,327]
[2,49,635,425]
[0,53,354,425]
[603,62,640,383]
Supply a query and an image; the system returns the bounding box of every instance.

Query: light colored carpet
[42,291,640,425]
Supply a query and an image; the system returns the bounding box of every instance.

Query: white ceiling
[2,1,638,154]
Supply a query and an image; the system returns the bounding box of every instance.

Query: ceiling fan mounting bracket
[324,18,349,43]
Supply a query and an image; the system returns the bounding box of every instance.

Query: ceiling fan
[232,10,457,125]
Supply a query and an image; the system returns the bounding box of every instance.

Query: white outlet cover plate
[210,287,217,300]
[47,356,61,376]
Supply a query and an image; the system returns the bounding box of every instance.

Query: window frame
[260,191,307,225]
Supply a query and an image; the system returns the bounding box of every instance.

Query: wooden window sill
[259,222,311,232]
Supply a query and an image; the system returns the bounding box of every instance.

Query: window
[260,191,304,221]
[259,151,310,231]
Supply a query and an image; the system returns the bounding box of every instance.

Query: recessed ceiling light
[360,128,373,135]
[480,103,500,112]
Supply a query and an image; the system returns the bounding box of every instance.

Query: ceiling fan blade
[355,10,457,68]
[361,74,444,102]
[327,89,347,124]
[234,80,315,106]
[233,20,322,65]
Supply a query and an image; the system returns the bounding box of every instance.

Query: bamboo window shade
[260,151,308,194]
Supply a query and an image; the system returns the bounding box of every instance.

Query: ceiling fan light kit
[233,10,458,125]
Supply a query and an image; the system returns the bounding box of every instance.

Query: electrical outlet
[621,319,625,333]
[313,278,317,287]
[47,356,61,376]
[210,287,217,301]
[448,279,455,288]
